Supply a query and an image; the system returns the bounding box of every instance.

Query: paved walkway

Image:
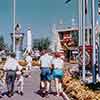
[1,68,64,100]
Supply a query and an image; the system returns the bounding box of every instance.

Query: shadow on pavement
[34,90,46,98]
[2,90,19,97]
[2,91,8,96]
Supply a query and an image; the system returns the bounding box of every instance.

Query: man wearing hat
[39,50,53,96]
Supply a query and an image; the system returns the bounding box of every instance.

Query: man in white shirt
[4,53,21,97]
[39,50,53,96]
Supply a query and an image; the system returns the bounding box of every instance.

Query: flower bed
[18,59,40,67]
[18,60,28,66]
[32,60,40,66]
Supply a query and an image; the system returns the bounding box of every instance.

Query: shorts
[40,67,51,81]
[53,69,63,79]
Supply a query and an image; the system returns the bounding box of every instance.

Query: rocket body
[27,29,32,52]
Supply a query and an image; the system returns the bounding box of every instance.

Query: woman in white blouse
[52,52,64,96]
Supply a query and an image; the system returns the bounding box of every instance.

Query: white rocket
[27,27,32,52]
[49,24,62,52]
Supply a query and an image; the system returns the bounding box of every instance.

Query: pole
[79,0,82,46]
[13,0,16,52]
[82,0,86,81]
[98,0,100,77]
[98,34,100,76]
[86,0,90,45]
[92,0,96,84]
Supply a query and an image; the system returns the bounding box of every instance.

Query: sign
[77,51,90,65]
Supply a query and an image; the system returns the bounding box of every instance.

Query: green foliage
[71,31,78,46]
[0,35,7,50]
[33,37,50,51]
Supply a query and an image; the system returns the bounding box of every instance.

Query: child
[25,53,32,77]
[0,70,5,98]
[16,71,24,96]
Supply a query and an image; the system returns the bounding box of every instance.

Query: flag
[65,0,71,4]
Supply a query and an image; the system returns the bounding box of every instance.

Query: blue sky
[0,0,98,47]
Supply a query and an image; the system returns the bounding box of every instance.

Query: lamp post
[98,0,100,78]
[79,0,82,46]
[13,0,16,52]
[86,0,90,45]
[92,0,96,84]
[78,0,86,82]
[82,0,86,81]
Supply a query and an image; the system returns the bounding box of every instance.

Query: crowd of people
[0,49,65,98]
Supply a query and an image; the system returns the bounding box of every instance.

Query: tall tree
[0,35,7,50]
[33,37,50,51]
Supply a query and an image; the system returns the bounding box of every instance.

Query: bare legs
[55,78,63,96]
